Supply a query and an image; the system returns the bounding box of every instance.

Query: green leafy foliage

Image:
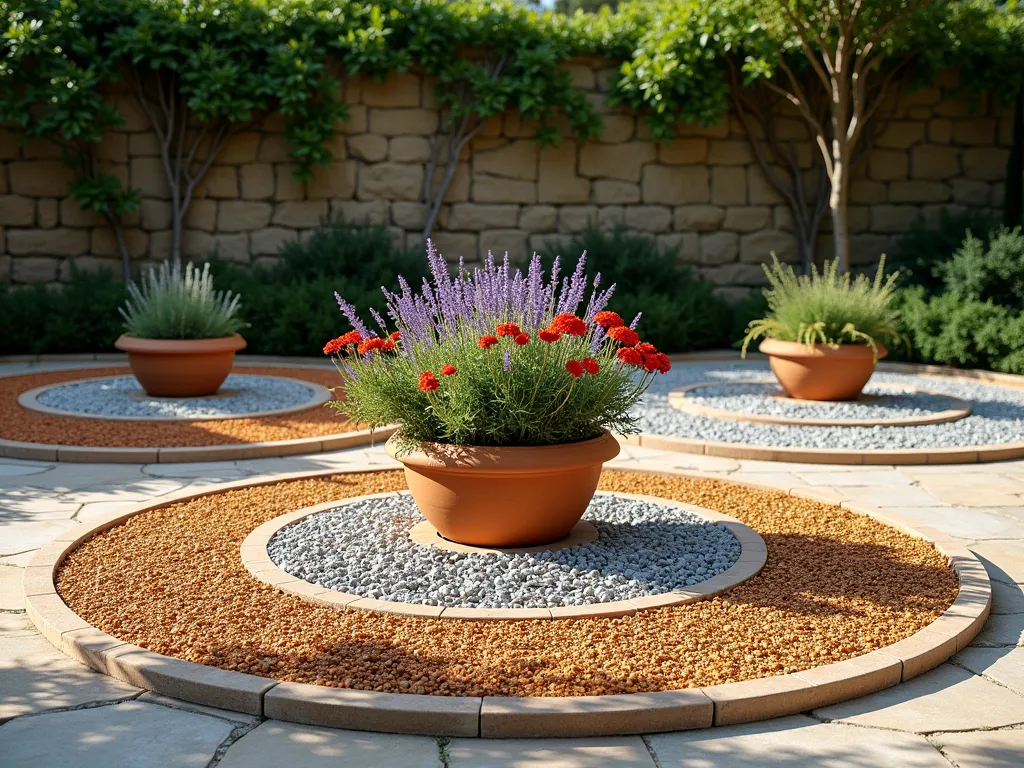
[939,227,1024,308]
[890,209,1000,291]
[120,262,245,340]
[741,256,905,358]
[544,226,731,353]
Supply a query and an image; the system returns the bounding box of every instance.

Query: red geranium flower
[495,322,522,338]
[594,311,624,329]
[323,330,363,355]
[323,338,343,355]
[478,334,499,349]
[642,352,671,374]
[441,364,457,376]
[606,326,640,346]
[551,313,587,337]
[635,341,658,355]
[582,357,600,375]
[653,352,672,374]
[418,371,439,392]
[513,333,530,346]
[382,340,395,352]
[617,347,644,366]
[566,359,584,377]
[389,331,401,341]
[357,337,387,355]
[538,328,561,343]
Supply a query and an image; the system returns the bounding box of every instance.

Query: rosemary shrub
[120,261,245,340]
[326,245,671,447]
[741,255,905,359]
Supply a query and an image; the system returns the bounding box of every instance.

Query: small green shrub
[898,287,1024,374]
[741,255,905,358]
[890,209,999,291]
[939,227,1024,309]
[544,226,730,353]
[120,262,245,340]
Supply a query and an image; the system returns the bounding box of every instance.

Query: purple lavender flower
[503,348,512,372]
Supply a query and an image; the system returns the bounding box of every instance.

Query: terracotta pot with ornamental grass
[115,262,246,398]
[741,255,906,402]
[325,244,671,548]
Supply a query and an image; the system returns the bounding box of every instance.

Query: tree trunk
[103,210,133,283]
[170,201,183,268]
[829,159,850,272]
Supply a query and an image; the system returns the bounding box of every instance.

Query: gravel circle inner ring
[670,380,972,427]
[264,491,743,609]
[54,470,959,698]
[21,373,331,421]
[636,361,1024,450]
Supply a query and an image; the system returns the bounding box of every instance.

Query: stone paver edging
[641,357,1024,466]
[17,374,333,422]
[668,382,973,428]
[239,490,767,621]
[22,466,992,738]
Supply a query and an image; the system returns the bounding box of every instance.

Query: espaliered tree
[0,0,139,280]
[409,0,601,242]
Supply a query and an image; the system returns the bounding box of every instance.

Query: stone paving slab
[954,647,1024,694]
[0,631,140,719]
[991,580,1024,614]
[0,518,76,556]
[970,540,1024,584]
[815,663,1024,732]
[448,736,656,767]
[884,506,1024,541]
[0,700,235,767]
[216,722,442,767]
[0,564,23,610]
[971,613,1024,646]
[647,715,951,767]
[933,728,1024,768]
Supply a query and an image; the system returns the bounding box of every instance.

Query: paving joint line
[0,690,145,726]
[205,718,263,768]
[945,659,1024,698]
[436,736,452,768]
[641,734,664,768]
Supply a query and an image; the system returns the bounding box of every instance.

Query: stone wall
[0,63,1011,295]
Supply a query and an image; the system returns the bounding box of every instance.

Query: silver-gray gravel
[635,361,1024,450]
[267,493,742,609]
[35,374,322,419]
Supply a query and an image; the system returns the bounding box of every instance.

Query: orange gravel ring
[24,467,991,737]
[0,363,390,463]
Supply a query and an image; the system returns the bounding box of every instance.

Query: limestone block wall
[0,64,1011,294]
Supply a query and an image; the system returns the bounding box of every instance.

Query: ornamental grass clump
[741,255,905,360]
[120,261,244,340]
[325,244,671,447]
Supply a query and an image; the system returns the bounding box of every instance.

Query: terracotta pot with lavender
[323,245,671,548]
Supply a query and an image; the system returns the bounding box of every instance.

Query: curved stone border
[0,361,393,463]
[408,519,600,555]
[669,381,972,428]
[17,373,333,422]
[24,465,990,737]
[239,490,766,621]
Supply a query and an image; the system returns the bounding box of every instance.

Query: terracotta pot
[114,334,247,397]
[760,338,886,402]
[387,431,621,548]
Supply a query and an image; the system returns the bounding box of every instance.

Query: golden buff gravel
[2,366,357,447]
[56,470,958,697]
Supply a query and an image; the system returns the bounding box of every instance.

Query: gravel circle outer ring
[669,381,973,428]
[240,490,767,620]
[18,373,333,422]
[24,465,990,738]
[0,363,392,463]
[637,358,1024,466]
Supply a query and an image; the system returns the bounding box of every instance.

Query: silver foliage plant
[120,261,245,340]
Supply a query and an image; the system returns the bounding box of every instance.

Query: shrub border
[23,464,990,737]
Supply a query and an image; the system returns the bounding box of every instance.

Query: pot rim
[759,337,887,360]
[114,333,247,355]
[386,429,621,472]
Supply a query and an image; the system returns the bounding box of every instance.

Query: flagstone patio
[1,365,1023,766]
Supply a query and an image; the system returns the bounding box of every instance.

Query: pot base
[759,338,886,402]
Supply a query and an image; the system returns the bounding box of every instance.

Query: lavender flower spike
[335,292,371,338]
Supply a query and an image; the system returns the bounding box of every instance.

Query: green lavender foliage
[120,262,245,340]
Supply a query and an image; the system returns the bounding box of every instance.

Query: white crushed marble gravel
[636,361,1024,450]
[35,374,322,420]
[683,381,965,422]
[267,493,742,608]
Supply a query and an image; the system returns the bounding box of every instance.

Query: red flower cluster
[513,333,530,346]
[644,352,671,374]
[538,328,561,343]
[382,339,395,352]
[478,334,499,349]
[551,313,587,337]
[357,337,388,355]
[418,371,439,392]
[566,357,600,377]
[495,322,522,338]
[322,330,363,355]
[441,364,457,376]
[594,311,624,329]
[616,347,643,366]
[389,331,401,341]
[616,342,671,374]
[565,360,584,377]
[582,357,600,375]
[606,326,640,347]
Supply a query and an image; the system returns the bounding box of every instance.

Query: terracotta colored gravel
[1,366,358,447]
[56,470,959,697]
